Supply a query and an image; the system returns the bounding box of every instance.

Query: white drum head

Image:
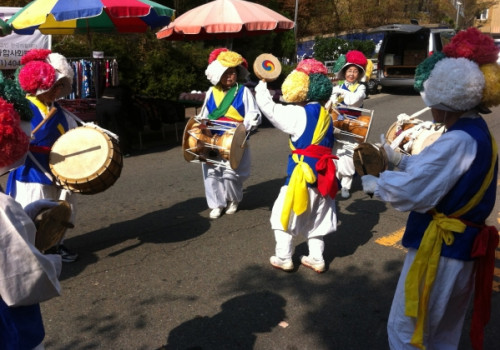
[50,126,113,181]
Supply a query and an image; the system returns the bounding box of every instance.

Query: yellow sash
[212,85,244,122]
[405,133,498,349]
[26,95,49,115]
[280,106,331,230]
[26,95,66,135]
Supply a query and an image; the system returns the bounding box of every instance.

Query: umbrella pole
[225,38,233,50]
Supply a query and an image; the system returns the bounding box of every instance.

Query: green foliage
[313,36,350,62]
[313,36,376,63]
[348,40,376,58]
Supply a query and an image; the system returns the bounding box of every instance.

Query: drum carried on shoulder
[352,107,444,177]
[182,117,247,170]
[49,125,123,194]
[385,117,444,155]
[330,105,374,149]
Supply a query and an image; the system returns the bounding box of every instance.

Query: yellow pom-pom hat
[281,59,332,103]
[205,48,249,86]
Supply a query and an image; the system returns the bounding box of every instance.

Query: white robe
[254,81,337,241]
[374,112,480,349]
[198,85,261,209]
[0,192,61,307]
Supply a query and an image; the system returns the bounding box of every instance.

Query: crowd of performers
[1,27,500,349]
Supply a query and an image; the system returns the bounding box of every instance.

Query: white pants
[274,229,324,260]
[270,186,337,237]
[335,154,355,190]
[202,146,251,209]
[12,181,77,224]
[388,249,475,350]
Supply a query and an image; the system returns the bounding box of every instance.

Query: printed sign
[0,7,51,70]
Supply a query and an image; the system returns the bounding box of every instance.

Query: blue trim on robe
[205,86,246,135]
[6,102,70,197]
[0,298,45,350]
[338,81,364,108]
[284,103,335,187]
[402,117,498,260]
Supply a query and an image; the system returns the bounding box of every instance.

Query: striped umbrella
[156,0,293,41]
[8,0,175,35]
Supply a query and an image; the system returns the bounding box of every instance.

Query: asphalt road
[2,92,499,349]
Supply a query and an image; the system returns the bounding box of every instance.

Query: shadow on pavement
[159,291,286,350]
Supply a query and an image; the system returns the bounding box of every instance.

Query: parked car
[372,24,454,89]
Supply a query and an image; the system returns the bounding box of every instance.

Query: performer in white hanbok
[0,87,62,350]
[255,59,338,273]
[361,28,500,350]
[326,50,369,198]
[197,48,261,219]
[6,49,79,262]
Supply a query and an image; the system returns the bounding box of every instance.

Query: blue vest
[402,117,498,260]
[0,298,45,349]
[338,81,363,108]
[6,102,70,197]
[284,103,335,187]
[205,85,246,136]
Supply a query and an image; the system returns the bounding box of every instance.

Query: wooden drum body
[353,142,388,177]
[34,200,73,252]
[49,126,123,194]
[182,117,247,170]
[331,106,374,145]
[386,119,444,155]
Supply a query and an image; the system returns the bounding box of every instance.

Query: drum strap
[405,132,498,350]
[27,151,53,182]
[207,84,240,120]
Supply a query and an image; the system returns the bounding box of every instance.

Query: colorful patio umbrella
[7,0,175,35]
[156,0,294,41]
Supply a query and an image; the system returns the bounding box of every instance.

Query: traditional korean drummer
[6,49,79,263]
[197,48,261,219]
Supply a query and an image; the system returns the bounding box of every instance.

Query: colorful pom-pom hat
[0,96,30,175]
[281,58,332,103]
[205,48,250,86]
[18,49,74,99]
[336,50,368,80]
[415,27,500,112]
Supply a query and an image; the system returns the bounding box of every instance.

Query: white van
[373,24,454,89]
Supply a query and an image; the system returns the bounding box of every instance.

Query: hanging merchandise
[65,57,119,100]
[112,59,119,87]
[81,59,92,99]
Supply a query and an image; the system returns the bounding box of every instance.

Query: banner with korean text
[0,32,51,70]
[0,7,51,70]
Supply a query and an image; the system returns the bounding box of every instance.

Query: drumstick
[31,107,58,139]
[408,107,431,119]
[357,150,373,198]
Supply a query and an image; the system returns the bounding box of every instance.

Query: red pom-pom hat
[443,27,499,65]
[337,50,368,80]
[296,59,329,75]
[0,97,30,173]
[17,49,74,98]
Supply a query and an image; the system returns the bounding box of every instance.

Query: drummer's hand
[380,134,402,166]
[24,199,60,220]
[248,114,260,131]
[361,175,378,196]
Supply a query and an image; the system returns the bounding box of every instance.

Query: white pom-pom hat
[38,52,74,98]
[421,57,485,112]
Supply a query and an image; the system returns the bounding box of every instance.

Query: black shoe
[46,245,78,263]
